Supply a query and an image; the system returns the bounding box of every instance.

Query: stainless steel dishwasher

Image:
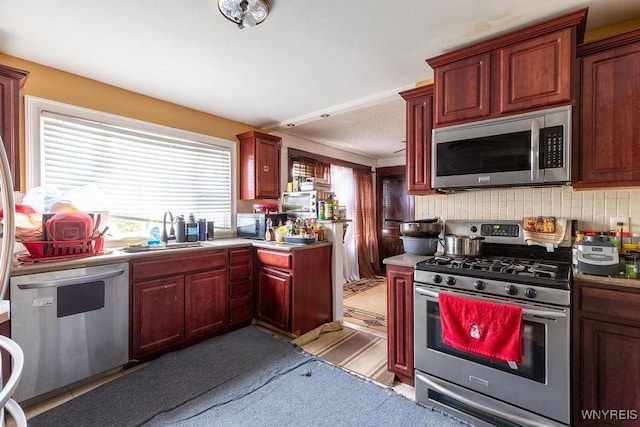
[10,262,129,403]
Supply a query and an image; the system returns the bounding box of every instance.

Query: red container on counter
[45,211,94,241]
[253,203,279,214]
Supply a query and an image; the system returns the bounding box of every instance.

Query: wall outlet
[609,216,630,232]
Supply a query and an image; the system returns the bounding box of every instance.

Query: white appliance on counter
[0,136,27,426]
[10,263,129,403]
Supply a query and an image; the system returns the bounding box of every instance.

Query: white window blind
[39,111,233,233]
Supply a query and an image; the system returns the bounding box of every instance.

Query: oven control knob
[505,284,518,295]
[432,275,442,284]
[473,280,486,290]
[524,288,537,299]
[445,276,456,286]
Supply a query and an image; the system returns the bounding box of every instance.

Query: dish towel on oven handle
[439,293,523,364]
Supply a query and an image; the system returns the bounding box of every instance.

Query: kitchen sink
[121,242,203,253]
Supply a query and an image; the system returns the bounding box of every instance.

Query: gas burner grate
[418,255,562,281]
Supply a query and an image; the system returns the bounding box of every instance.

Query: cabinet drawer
[580,286,640,322]
[229,247,252,265]
[230,278,252,298]
[229,294,252,326]
[255,249,292,270]
[229,263,252,281]
[132,250,226,281]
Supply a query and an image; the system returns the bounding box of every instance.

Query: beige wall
[0,53,256,190]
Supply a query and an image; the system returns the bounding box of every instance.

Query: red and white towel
[439,293,523,363]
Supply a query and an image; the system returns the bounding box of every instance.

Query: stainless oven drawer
[414,285,570,425]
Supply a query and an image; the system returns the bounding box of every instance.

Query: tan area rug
[297,324,395,387]
[343,277,387,334]
[343,276,386,298]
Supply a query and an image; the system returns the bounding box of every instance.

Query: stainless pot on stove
[443,234,485,256]
[386,218,442,237]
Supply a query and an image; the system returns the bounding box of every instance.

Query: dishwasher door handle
[17,268,126,289]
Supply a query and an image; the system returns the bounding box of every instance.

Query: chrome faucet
[161,211,176,244]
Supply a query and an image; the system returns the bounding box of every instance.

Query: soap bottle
[186,213,198,242]
[147,220,161,246]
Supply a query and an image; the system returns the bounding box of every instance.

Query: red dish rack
[21,237,104,260]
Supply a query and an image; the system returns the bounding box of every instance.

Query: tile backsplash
[415,186,640,235]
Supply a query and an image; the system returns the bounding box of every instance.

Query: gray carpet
[29,326,467,427]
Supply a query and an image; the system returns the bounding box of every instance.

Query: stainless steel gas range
[414,220,572,427]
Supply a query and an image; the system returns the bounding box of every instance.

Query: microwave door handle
[530,119,540,182]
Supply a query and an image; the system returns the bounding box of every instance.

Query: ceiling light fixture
[286,123,296,127]
[320,114,330,118]
[218,0,270,29]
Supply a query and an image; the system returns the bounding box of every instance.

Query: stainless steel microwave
[432,106,572,190]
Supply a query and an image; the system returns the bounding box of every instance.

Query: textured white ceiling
[1,0,639,160]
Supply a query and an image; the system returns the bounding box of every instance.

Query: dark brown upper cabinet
[399,84,436,195]
[427,8,587,128]
[236,131,281,200]
[575,28,640,188]
[0,64,29,190]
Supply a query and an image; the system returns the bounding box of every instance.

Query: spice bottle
[626,255,639,279]
[325,194,334,220]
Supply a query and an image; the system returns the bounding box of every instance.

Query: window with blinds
[26,97,235,239]
[291,157,331,184]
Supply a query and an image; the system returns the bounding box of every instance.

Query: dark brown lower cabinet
[130,249,228,360]
[228,247,253,326]
[386,264,414,385]
[573,279,640,426]
[185,269,228,337]
[132,276,185,357]
[256,267,291,331]
[254,245,332,336]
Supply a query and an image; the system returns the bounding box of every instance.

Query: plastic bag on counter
[62,184,111,212]
[22,185,63,213]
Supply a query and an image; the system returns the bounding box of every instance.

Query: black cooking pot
[386,218,443,237]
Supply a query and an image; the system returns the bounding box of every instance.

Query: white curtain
[330,165,359,282]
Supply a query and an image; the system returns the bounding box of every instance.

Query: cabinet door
[229,293,252,326]
[255,267,291,331]
[578,38,640,187]
[0,65,29,190]
[433,53,491,126]
[132,276,185,358]
[185,269,228,337]
[386,265,414,385]
[499,29,572,114]
[579,318,640,426]
[255,136,280,198]
[400,85,435,194]
[237,131,281,200]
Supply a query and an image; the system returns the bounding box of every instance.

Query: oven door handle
[416,372,556,427]
[415,287,567,319]
[17,268,126,290]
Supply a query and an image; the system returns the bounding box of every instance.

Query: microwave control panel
[543,125,564,168]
